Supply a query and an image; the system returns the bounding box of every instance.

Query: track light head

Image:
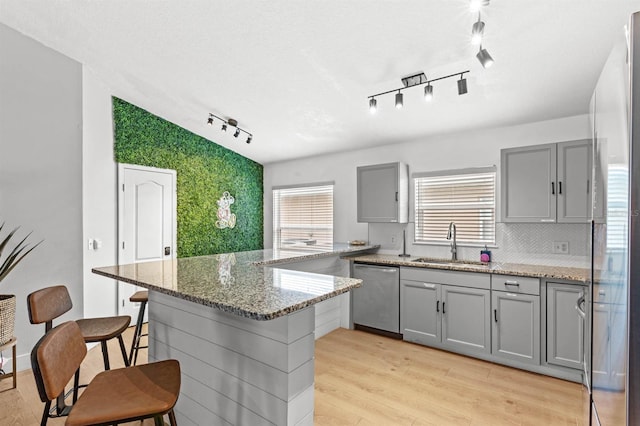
[477,47,494,68]
[246,135,252,144]
[233,128,240,138]
[207,115,214,126]
[395,91,404,109]
[471,20,485,45]
[221,123,228,132]
[469,0,489,13]
[369,98,377,114]
[457,76,468,95]
[424,84,433,102]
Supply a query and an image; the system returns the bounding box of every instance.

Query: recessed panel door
[118,164,176,318]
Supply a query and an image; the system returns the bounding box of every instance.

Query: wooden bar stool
[129,290,149,366]
[27,285,131,371]
[31,321,180,426]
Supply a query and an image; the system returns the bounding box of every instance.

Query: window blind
[606,165,628,250]
[273,184,333,251]
[414,170,496,245]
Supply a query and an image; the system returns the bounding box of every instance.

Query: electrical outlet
[552,241,569,254]
[391,235,397,245]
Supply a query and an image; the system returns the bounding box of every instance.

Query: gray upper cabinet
[557,140,591,223]
[501,144,557,222]
[357,162,408,223]
[501,140,591,223]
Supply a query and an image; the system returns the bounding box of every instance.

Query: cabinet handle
[494,309,498,323]
[436,300,440,313]
[504,280,520,287]
[575,294,586,319]
[559,181,562,194]
[395,191,398,202]
[551,182,555,195]
[442,302,446,314]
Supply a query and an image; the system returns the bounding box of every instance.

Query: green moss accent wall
[113,97,263,257]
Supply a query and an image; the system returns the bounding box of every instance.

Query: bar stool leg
[129,299,148,366]
[100,341,111,370]
[117,335,131,367]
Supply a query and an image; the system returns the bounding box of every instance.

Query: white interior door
[118,164,176,317]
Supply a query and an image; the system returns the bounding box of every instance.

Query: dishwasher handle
[353,265,398,274]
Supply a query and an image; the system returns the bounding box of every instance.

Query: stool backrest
[31,321,86,403]
[27,285,73,332]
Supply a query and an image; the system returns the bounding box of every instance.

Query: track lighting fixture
[395,91,404,109]
[424,84,433,102]
[367,70,469,112]
[457,75,468,95]
[471,15,485,45]
[469,0,489,13]
[369,98,377,114]
[206,113,253,144]
[477,46,494,68]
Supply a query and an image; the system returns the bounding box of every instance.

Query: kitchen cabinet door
[357,162,408,223]
[492,291,540,365]
[441,285,491,355]
[546,283,585,370]
[557,140,591,223]
[400,280,441,346]
[501,144,557,222]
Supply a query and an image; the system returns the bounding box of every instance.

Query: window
[414,168,496,245]
[273,183,333,251]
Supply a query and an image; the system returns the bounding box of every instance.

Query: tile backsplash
[369,222,589,268]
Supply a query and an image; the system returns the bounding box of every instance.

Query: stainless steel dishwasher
[352,263,400,335]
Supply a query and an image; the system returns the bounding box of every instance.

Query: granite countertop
[346,254,590,282]
[92,243,379,321]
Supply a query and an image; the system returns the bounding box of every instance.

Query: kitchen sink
[411,258,490,268]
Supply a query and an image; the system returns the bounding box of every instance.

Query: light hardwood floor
[0,326,590,425]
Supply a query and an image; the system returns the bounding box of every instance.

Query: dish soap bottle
[480,245,491,263]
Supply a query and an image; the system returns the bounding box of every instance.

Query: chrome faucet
[446,222,457,260]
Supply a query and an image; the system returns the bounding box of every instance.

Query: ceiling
[1,1,640,164]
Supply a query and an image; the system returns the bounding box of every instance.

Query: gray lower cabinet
[491,291,540,365]
[546,282,585,370]
[400,280,440,345]
[400,267,491,357]
[441,285,491,355]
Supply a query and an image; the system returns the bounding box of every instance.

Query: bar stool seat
[77,316,131,341]
[129,290,149,366]
[66,359,180,426]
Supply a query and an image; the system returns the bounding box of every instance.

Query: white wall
[0,23,83,370]
[82,68,119,318]
[264,115,592,265]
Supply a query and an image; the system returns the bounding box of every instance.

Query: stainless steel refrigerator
[588,10,640,425]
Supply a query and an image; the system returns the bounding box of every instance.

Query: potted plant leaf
[0,222,41,345]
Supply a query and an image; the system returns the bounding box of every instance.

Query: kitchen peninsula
[92,243,376,426]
